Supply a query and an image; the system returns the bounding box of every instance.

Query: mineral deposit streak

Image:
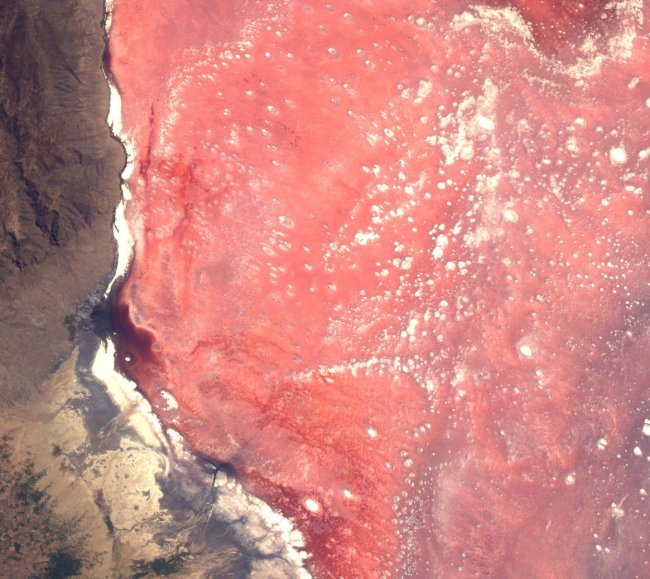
[108,1,650,577]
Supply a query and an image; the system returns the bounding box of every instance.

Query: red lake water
[108,1,650,577]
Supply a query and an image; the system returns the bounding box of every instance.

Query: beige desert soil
[0,2,248,577]
[1,354,119,578]
[0,349,247,578]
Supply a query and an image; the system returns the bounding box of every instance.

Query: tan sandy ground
[0,350,213,577]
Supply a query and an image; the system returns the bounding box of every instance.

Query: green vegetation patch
[132,547,189,577]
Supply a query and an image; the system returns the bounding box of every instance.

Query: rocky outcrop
[0,0,124,403]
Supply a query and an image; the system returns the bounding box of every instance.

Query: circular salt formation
[609,145,628,165]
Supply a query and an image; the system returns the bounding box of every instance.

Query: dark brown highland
[0,0,123,403]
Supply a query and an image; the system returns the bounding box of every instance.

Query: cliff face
[0,0,124,403]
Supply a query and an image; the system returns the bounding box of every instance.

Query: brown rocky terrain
[0,2,126,575]
[0,0,124,404]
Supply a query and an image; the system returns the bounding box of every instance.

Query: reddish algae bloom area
[108,1,649,577]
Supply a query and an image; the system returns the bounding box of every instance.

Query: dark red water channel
[108,1,650,577]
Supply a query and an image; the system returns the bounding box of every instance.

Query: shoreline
[97,2,313,575]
